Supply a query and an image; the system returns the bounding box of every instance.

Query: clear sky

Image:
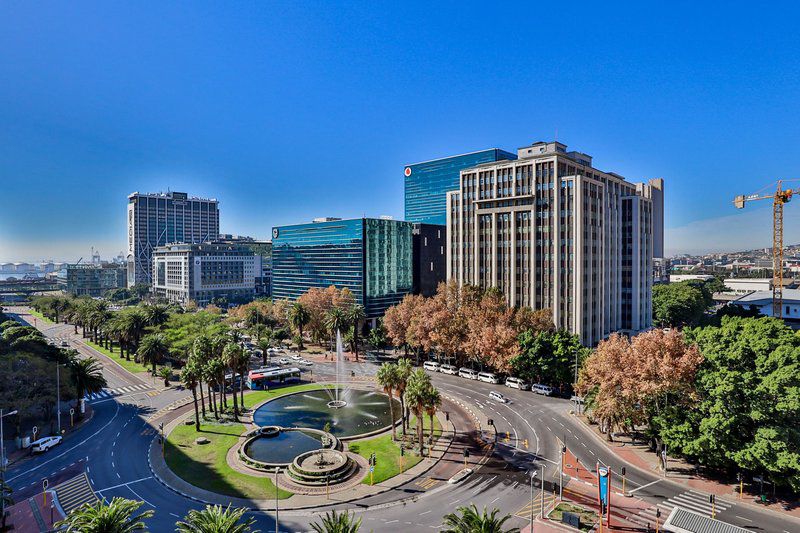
[2,1,800,262]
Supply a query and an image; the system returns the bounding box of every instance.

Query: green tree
[441,504,519,533]
[68,356,107,402]
[55,497,154,532]
[181,362,202,430]
[658,316,800,490]
[325,307,348,351]
[1,479,13,530]
[222,342,244,420]
[310,509,361,533]
[345,304,366,361]
[395,358,412,435]
[510,329,588,388]
[405,368,432,453]
[376,362,400,440]
[143,303,171,329]
[288,302,310,352]
[652,281,709,327]
[137,333,169,375]
[367,323,387,350]
[175,504,255,533]
[424,384,442,446]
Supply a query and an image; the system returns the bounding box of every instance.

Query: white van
[440,364,458,375]
[423,361,441,372]
[458,368,479,380]
[478,371,500,384]
[532,384,554,396]
[489,391,509,403]
[505,377,530,390]
[31,436,62,453]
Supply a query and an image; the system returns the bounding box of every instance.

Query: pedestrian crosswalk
[52,472,98,515]
[515,492,556,519]
[631,489,731,527]
[84,384,152,402]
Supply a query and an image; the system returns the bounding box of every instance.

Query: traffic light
[463,449,470,458]
[372,453,377,466]
[487,418,494,426]
[445,411,450,422]
[400,446,404,457]
[621,467,626,476]
[709,494,715,504]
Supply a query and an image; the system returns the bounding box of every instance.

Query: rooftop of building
[153,242,255,254]
[128,191,218,202]
[404,147,516,167]
[733,289,800,306]
[275,216,413,229]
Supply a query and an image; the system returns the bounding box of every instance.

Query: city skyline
[3,2,800,261]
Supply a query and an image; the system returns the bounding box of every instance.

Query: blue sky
[2,1,800,261]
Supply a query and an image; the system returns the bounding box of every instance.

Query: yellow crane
[733,180,798,318]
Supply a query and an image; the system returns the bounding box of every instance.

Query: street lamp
[1,409,18,526]
[529,470,538,532]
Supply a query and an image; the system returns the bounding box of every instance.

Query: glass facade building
[272,218,413,318]
[404,149,517,225]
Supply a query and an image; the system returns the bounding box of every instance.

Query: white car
[423,361,441,372]
[279,357,291,365]
[300,359,313,366]
[291,354,302,361]
[489,391,509,404]
[505,377,530,390]
[532,384,555,396]
[59,340,69,347]
[458,368,479,380]
[31,436,62,453]
[440,364,458,375]
[478,371,501,384]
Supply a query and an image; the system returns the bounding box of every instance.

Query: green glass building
[272,218,413,318]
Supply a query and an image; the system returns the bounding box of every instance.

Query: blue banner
[598,466,609,509]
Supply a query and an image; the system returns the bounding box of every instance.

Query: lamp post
[529,470,538,532]
[56,364,61,434]
[274,467,279,533]
[1,409,18,526]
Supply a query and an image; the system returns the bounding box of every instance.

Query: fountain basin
[286,449,356,485]
[239,427,337,469]
[252,388,401,440]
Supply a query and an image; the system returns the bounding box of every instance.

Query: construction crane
[733,180,798,318]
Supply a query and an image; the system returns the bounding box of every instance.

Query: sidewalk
[6,491,65,533]
[574,413,800,521]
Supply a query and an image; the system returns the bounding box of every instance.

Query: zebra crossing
[84,384,152,402]
[631,489,731,527]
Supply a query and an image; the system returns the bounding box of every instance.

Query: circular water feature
[243,429,324,465]
[252,388,401,438]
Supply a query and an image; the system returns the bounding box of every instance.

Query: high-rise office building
[412,223,446,297]
[271,217,413,319]
[404,149,517,225]
[447,141,664,345]
[151,243,255,306]
[58,264,126,297]
[126,191,219,287]
[217,234,273,297]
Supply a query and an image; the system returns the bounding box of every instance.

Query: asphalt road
[5,306,799,533]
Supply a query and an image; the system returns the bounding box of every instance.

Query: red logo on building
[404,167,412,177]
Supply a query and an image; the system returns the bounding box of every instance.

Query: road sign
[370,466,374,473]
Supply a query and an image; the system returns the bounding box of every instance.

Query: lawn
[85,339,150,374]
[547,502,598,532]
[27,308,52,324]
[166,420,292,500]
[241,383,338,410]
[349,414,442,484]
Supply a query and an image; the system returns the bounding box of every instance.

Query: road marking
[94,476,154,493]
[627,478,662,495]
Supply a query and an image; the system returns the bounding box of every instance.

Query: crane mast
[733,180,795,319]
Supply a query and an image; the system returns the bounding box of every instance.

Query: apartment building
[447,141,664,345]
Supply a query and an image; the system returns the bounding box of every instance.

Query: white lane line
[95,476,154,493]
[419,510,431,515]
[627,478,662,495]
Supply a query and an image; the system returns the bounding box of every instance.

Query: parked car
[505,377,530,390]
[478,371,501,384]
[489,391,509,403]
[440,364,458,375]
[458,367,479,380]
[31,436,62,454]
[300,359,313,366]
[291,354,302,361]
[532,384,555,396]
[423,361,441,372]
[279,357,291,365]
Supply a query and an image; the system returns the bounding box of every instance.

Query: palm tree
[441,504,519,533]
[118,309,148,359]
[345,304,366,361]
[193,336,213,415]
[222,342,244,420]
[257,335,273,367]
[310,509,362,533]
[68,356,107,402]
[0,479,13,530]
[143,303,170,329]
[205,358,224,419]
[210,335,228,409]
[181,362,202,430]
[405,369,430,452]
[288,302,310,353]
[137,333,169,375]
[325,307,348,351]
[176,504,255,533]
[55,497,154,532]
[376,363,399,441]
[395,358,413,435]
[425,385,442,446]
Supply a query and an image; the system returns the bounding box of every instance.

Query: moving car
[478,371,501,384]
[278,357,291,365]
[291,354,302,361]
[300,359,313,366]
[31,436,62,453]
[458,368,479,380]
[423,361,441,372]
[489,391,509,403]
[505,377,530,390]
[532,384,554,396]
[440,364,458,375]
[59,340,69,347]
